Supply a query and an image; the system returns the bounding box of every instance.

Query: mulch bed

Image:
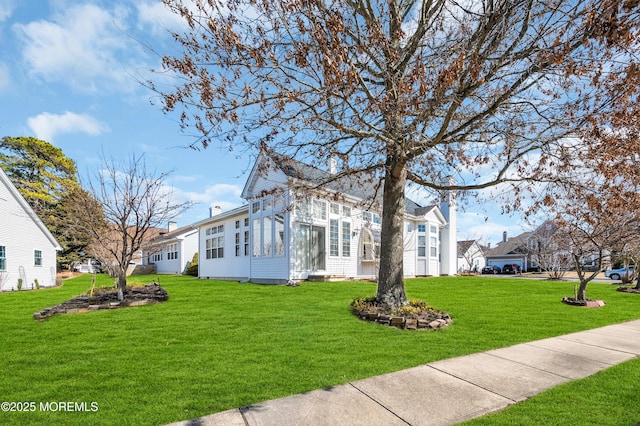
[34,283,168,321]
[561,297,605,307]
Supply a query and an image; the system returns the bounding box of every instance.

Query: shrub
[17,278,22,291]
[185,252,199,276]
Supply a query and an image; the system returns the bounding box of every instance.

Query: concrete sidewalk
[168,320,640,426]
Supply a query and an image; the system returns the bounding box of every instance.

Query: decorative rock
[417,319,429,329]
[405,319,417,330]
[367,312,379,320]
[428,320,442,329]
[390,316,405,327]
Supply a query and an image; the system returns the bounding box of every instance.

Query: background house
[142,221,199,275]
[484,231,532,271]
[0,167,62,290]
[457,240,485,273]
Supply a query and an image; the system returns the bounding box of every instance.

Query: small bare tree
[85,154,191,298]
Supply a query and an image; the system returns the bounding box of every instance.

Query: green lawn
[0,275,638,425]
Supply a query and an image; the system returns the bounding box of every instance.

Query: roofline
[0,167,63,251]
[191,204,249,228]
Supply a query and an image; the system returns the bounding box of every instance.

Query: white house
[142,222,199,274]
[0,167,62,291]
[457,240,486,273]
[194,152,457,283]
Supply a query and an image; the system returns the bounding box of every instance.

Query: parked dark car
[482,265,501,274]
[501,264,521,274]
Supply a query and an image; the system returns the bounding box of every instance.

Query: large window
[418,235,426,257]
[430,236,438,257]
[329,219,339,256]
[253,218,261,256]
[342,222,351,257]
[0,246,5,270]
[166,243,178,260]
[312,199,326,220]
[235,232,241,256]
[34,250,42,266]
[263,216,273,256]
[361,230,379,261]
[244,230,249,256]
[205,224,224,259]
[275,214,285,255]
[295,224,325,270]
[206,236,224,259]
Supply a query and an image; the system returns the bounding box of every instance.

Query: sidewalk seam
[425,364,519,404]
[348,382,412,425]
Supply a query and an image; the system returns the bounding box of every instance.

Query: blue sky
[0,0,527,246]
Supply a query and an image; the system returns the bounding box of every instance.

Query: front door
[295,224,326,271]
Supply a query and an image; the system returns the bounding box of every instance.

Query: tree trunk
[376,159,408,309]
[117,271,127,300]
[634,273,640,290]
[576,280,588,301]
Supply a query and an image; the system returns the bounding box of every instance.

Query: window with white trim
[0,246,6,270]
[166,243,178,260]
[342,221,351,257]
[330,219,339,256]
[34,250,42,266]
[275,213,285,255]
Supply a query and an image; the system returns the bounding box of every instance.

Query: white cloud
[0,1,16,22]
[27,111,110,142]
[169,182,245,224]
[14,3,142,93]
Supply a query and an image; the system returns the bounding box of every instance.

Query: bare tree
[543,183,640,301]
[151,0,640,308]
[85,154,191,298]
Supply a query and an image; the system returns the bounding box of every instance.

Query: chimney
[210,205,222,217]
[168,221,177,232]
[327,157,337,174]
[503,231,507,243]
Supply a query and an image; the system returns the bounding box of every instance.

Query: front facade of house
[195,153,457,283]
[0,168,62,291]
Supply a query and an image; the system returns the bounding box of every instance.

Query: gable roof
[0,167,62,251]
[485,231,533,257]
[457,240,477,256]
[242,150,441,218]
[144,224,198,246]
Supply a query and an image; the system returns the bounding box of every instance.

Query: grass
[0,274,639,425]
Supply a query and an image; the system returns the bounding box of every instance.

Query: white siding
[403,221,417,277]
[181,231,199,272]
[0,176,58,290]
[198,210,250,280]
[152,230,198,274]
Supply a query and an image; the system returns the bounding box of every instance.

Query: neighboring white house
[457,240,486,273]
[194,152,457,284]
[0,167,62,291]
[142,222,199,274]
